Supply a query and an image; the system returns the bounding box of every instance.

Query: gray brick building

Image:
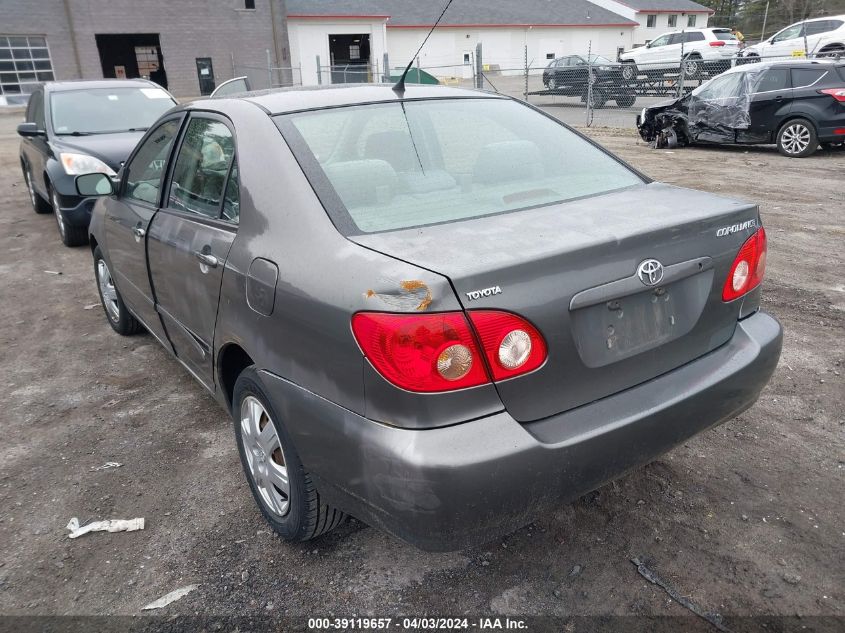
[0,0,291,105]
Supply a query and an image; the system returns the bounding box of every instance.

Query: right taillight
[818,88,845,102]
[722,227,767,302]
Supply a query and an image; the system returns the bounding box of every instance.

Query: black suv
[18,79,176,246]
[637,60,845,157]
[542,55,636,108]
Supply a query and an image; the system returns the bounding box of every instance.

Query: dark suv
[638,60,845,157]
[542,55,636,108]
[18,79,176,246]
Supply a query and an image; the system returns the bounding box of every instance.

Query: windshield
[278,98,643,234]
[50,87,175,135]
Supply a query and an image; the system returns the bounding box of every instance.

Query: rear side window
[791,68,828,88]
[278,98,643,234]
[168,117,235,218]
[686,32,705,42]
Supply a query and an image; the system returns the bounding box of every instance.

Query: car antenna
[393,0,455,95]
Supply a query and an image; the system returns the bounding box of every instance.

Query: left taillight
[709,40,727,47]
[351,312,489,392]
[351,310,548,392]
[722,227,767,302]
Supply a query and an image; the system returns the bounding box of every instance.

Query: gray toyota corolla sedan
[76,84,782,551]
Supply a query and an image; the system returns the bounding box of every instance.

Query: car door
[642,34,673,69]
[805,19,843,54]
[744,67,793,142]
[20,89,49,197]
[146,113,238,389]
[104,114,184,344]
[767,23,806,58]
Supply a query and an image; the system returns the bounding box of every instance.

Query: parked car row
[18,75,782,550]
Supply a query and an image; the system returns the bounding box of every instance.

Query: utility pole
[760,1,770,40]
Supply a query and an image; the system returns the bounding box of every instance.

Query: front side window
[50,87,175,135]
[279,98,643,234]
[694,72,745,100]
[168,117,235,218]
[26,90,44,128]
[650,34,670,48]
[646,15,657,28]
[688,15,697,27]
[773,24,803,43]
[124,118,181,205]
[754,68,791,92]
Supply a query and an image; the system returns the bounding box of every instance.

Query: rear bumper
[261,310,782,551]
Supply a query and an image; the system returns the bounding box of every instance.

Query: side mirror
[76,173,115,197]
[17,122,44,138]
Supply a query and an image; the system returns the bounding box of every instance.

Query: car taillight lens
[351,310,548,391]
[818,88,845,102]
[351,312,488,392]
[467,311,547,381]
[722,227,767,302]
[709,41,726,46]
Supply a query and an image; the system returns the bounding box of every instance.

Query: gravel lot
[0,109,843,628]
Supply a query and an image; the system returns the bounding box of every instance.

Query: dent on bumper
[260,310,782,551]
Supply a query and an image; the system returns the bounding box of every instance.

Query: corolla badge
[637,259,664,286]
[466,286,503,301]
[716,219,756,237]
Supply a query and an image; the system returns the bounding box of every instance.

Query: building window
[668,14,678,28]
[646,15,657,28]
[244,0,255,8]
[0,35,54,106]
[546,52,555,59]
[688,14,697,27]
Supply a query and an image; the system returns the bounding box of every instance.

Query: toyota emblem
[637,259,664,286]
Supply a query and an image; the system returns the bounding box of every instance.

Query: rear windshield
[277,98,643,234]
[50,87,175,135]
[714,31,737,40]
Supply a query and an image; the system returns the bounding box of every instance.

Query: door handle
[132,226,146,242]
[195,251,219,268]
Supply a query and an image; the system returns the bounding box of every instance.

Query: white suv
[742,15,845,60]
[620,28,740,80]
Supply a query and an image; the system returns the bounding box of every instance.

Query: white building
[286,0,642,85]
[587,0,713,46]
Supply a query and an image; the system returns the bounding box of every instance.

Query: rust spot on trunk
[364,280,432,311]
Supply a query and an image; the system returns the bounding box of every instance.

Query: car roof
[231,83,507,115]
[802,13,845,22]
[43,78,164,93]
[722,58,844,76]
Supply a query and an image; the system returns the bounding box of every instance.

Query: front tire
[777,118,818,158]
[23,166,51,214]
[93,246,142,335]
[615,90,636,108]
[52,188,88,247]
[233,367,346,542]
[621,62,637,81]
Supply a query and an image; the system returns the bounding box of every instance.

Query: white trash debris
[84,303,100,310]
[142,584,199,610]
[65,517,144,538]
[90,462,123,471]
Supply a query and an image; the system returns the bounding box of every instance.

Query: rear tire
[93,246,142,335]
[615,91,636,108]
[777,118,818,158]
[52,188,87,247]
[23,166,51,214]
[233,367,346,543]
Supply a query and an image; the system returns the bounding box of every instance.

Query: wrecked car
[638,59,845,157]
[77,83,781,551]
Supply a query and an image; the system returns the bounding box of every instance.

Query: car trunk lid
[350,182,761,422]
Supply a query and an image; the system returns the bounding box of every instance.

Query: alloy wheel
[25,168,37,207]
[548,77,557,90]
[683,59,699,77]
[97,259,121,323]
[240,395,290,517]
[52,190,66,239]
[781,123,811,155]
